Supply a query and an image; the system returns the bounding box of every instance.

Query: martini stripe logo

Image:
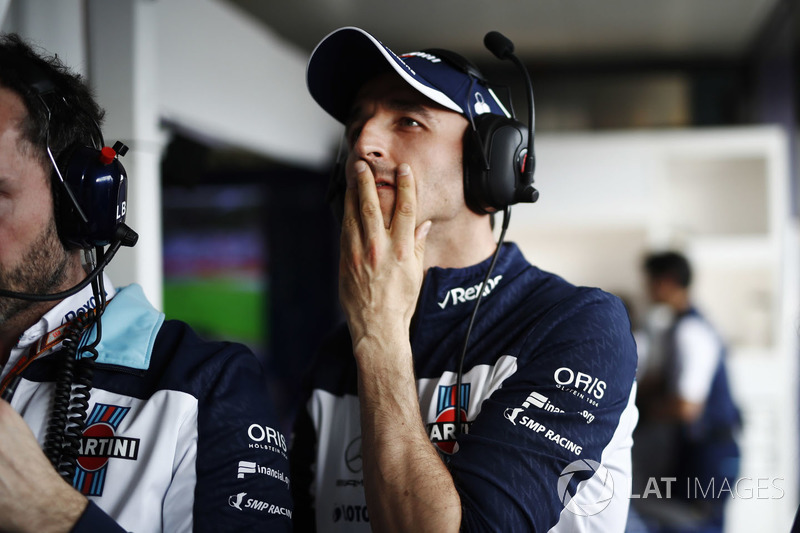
[427,383,470,454]
[72,403,140,496]
[437,383,470,415]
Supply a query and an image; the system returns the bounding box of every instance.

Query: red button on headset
[99,146,116,165]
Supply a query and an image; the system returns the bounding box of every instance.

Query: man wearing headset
[290,27,639,532]
[0,35,292,531]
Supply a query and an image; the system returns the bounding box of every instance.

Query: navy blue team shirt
[291,243,639,532]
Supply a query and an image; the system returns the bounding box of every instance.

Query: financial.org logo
[557,459,614,516]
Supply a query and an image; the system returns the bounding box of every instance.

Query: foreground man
[0,34,292,532]
[291,27,639,532]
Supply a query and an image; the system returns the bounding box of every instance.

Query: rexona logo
[558,459,614,516]
[426,383,470,454]
[228,492,292,518]
[72,403,139,497]
[437,275,502,309]
[554,367,606,405]
[63,292,108,323]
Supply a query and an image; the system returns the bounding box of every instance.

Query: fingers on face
[392,163,416,241]
[351,160,384,237]
[341,161,425,259]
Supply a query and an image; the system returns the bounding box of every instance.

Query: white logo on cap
[473,93,491,115]
[402,51,442,64]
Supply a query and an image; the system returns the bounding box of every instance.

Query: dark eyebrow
[385,99,436,122]
[345,98,438,130]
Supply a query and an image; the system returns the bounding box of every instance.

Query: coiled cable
[42,247,107,482]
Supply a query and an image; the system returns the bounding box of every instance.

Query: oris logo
[554,367,606,400]
[247,424,287,453]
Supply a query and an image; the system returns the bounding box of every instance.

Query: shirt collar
[420,242,525,317]
[14,273,117,350]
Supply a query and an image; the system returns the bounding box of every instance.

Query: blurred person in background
[631,250,741,533]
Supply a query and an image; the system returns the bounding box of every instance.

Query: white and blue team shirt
[291,243,639,532]
[1,278,292,532]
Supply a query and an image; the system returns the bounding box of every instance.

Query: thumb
[414,220,431,261]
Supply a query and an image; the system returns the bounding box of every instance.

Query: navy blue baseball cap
[307,26,510,125]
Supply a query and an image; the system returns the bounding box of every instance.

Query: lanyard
[0,322,74,401]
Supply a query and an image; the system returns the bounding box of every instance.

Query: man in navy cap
[291,27,639,532]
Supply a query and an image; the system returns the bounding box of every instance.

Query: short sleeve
[672,317,721,404]
[191,345,293,532]
[451,291,639,532]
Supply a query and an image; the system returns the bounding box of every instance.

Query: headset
[326,31,538,221]
[0,52,138,302]
[26,61,131,250]
[453,32,540,441]
[428,33,539,214]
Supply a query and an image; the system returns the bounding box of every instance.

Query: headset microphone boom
[483,30,538,204]
[454,30,539,441]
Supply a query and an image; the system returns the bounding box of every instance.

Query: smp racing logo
[228,492,292,518]
[504,391,583,456]
[72,403,139,496]
[426,384,471,454]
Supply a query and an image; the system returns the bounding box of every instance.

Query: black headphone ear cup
[58,145,128,248]
[463,114,530,214]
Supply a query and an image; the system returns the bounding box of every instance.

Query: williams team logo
[72,403,139,496]
[426,383,470,454]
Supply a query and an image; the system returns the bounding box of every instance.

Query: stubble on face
[0,214,70,324]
